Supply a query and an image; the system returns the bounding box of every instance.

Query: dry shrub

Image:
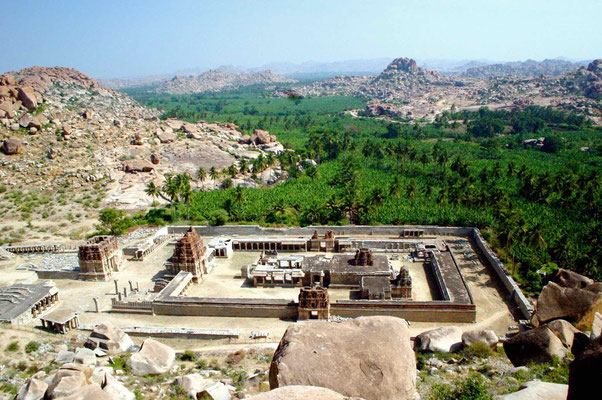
[576,298,602,332]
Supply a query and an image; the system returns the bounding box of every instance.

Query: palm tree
[197,167,206,182]
[145,182,159,206]
[238,159,248,175]
[233,185,245,203]
[227,164,238,178]
[209,166,219,188]
[368,187,385,207]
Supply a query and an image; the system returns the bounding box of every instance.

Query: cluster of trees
[126,87,601,290]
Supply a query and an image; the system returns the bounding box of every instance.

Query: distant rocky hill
[285,57,602,123]
[559,59,602,100]
[153,69,296,94]
[463,59,588,78]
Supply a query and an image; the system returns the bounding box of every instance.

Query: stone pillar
[93,297,100,313]
[117,292,122,301]
[114,279,119,295]
[128,280,134,291]
[136,282,140,291]
[123,287,128,298]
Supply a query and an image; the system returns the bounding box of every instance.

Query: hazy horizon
[1,0,601,79]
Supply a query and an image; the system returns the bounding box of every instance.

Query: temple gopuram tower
[78,236,122,281]
[297,286,330,320]
[353,248,374,266]
[168,227,208,282]
[391,266,412,299]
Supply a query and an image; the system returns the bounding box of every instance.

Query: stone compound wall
[470,228,533,319]
[168,225,473,237]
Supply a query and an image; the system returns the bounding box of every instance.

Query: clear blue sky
[1,0,600,78]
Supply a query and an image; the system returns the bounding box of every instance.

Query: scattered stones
[47,148,58,159]
[414,326,463,353]
[247,385,362,399]
[126,338,175,376]
[150,153,160,164]
[269,316,416,400]
[198,381,231,400]
[82,109,93,119]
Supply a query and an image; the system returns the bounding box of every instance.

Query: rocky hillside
[288,58,602,123]
[0,66,286,244]
[154,69,296,94]
[463,59,587,78]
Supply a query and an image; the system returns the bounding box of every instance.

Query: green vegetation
[428,373,493,400]
[5,342,19,352]
[24,341,40,354]
[126,86,602,290]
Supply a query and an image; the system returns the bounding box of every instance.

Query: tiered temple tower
[391,266,412,298]
[78,236,122,281]
[353,248,374,266]
[297,285,330,320]
[168,227,208,282]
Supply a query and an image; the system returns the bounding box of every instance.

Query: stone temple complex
[78,235,122,281]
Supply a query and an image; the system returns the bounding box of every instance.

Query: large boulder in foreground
[532,281,602,326]
[247,385,365,400]
[461,329,499,347]
[86,321,134,355]
[551,268,594,289]
[568,335,602,400]
[126,338,175,376]
[503,326,568,366]
[16,378,48,400]
[498,380,568,400]
[269,316,415,400]
[414,326,463,353]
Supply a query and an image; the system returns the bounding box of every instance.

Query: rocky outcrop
[126,338,175,376]
[568,335,602,399]
[46,363,93,399]
[546,319,589,353]
[532,280,602,326]
[414,326,463,353]
[123,160,154,174]
[498,380,568,400]
[550,268,594,289]
[101,372,135,400]
[174,373,212,398]
[269,316,415,400]
[461,329,499,347]
[2,138,22,154]
[592,312,602,339]
[503,326,569,366]
[155,69,296,94]
[86,322,134,355]
[247,385,365,400]
[16,378,48,400]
